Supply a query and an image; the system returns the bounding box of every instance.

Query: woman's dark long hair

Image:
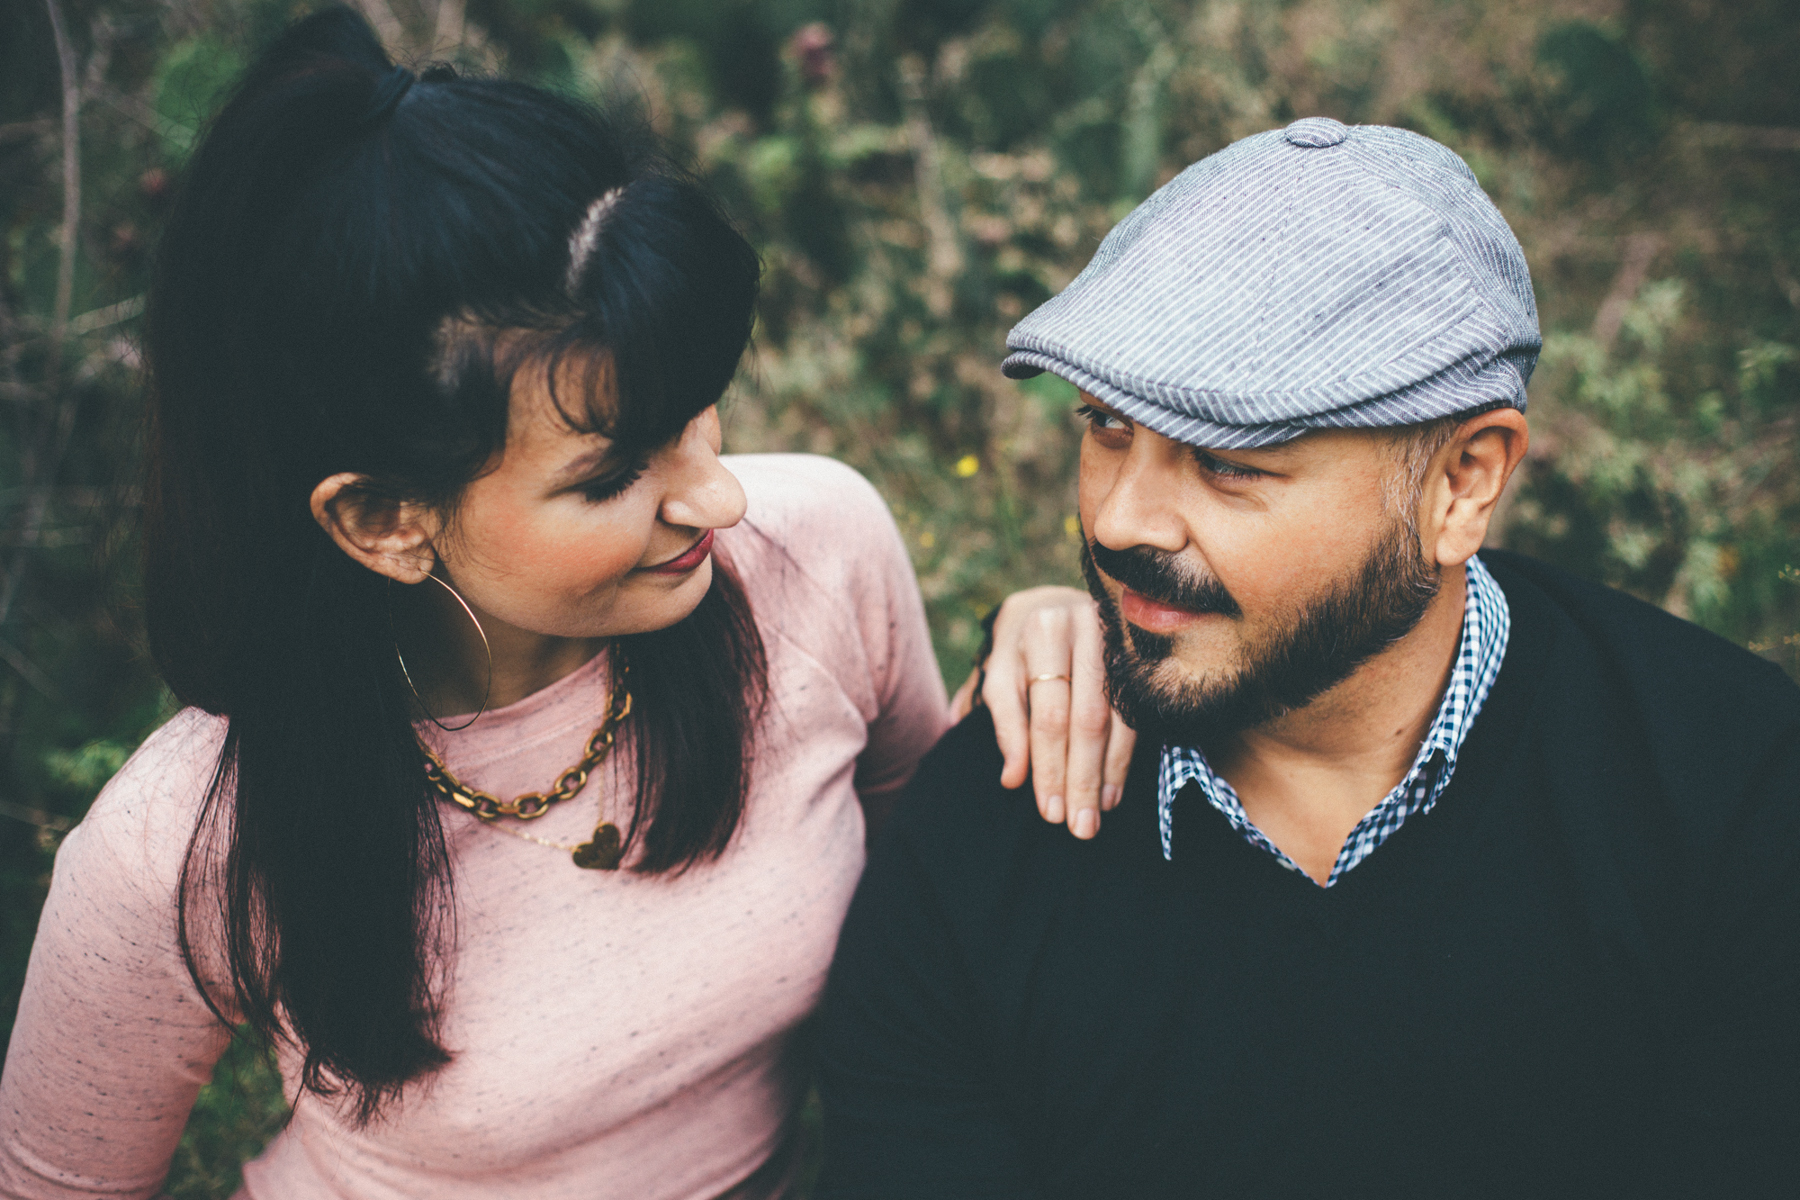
[144,7,766,1121]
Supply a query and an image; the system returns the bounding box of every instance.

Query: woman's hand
[950,586,1136,840]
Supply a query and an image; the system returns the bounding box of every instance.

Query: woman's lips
[641,529,714,575]
[1119,586,1213,634]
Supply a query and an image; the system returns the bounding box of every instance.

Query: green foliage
[1535,21,1657,158]
[153,34,248,157]
[1,0,1794,1192]
[1510,287,1800,670]
[163,1032,290,1200]
[41,736,133,792]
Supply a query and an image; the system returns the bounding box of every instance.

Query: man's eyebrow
[1201,441,1299,464]
[1080,392,1295,463]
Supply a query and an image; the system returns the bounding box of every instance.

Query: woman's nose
[659,408,747,532]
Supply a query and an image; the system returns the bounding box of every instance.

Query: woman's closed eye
[576,460,647,503]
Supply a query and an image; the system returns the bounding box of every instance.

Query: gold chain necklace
[423,671,634,870]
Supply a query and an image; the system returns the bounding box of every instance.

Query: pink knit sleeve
[723,455,952,820]
[0,712,236,1200]
[834,470,952,811]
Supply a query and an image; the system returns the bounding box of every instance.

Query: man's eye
[1076,404,1128,433]
[1193,450,1265,480]
[577,462,645,503]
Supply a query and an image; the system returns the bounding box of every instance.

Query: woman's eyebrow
[552,441,623,486]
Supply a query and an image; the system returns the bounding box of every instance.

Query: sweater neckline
[415,647,615,769]
[1163,565,1551,906]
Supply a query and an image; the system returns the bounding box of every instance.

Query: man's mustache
[1086,540,1242,619]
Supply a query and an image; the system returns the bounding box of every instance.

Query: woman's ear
[310,473,441,583]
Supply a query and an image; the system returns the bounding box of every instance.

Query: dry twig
[899,57,964,317]
[44,0,80,384]
[1591,232,1662,355]
[0,0,88,634]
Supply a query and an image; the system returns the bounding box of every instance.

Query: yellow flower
[954,454,979,477]
[1064,514,1081,539]
[919,530,936,549]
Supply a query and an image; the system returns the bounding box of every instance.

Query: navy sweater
[818,552,1800,1199]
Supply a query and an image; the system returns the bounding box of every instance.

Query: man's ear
[1427,408,1530,567]
[310,473,441,583]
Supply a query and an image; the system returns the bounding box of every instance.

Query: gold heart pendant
[572,822,624,870]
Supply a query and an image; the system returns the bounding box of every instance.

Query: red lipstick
[642,529,714,575]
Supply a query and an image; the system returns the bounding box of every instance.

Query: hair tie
[360,66,416,127]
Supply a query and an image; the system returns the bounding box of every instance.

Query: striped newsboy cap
[1002,117,1541,449]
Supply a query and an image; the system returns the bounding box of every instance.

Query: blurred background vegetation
[1,0,1795,1191]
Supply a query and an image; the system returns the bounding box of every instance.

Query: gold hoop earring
[387,573,494,732]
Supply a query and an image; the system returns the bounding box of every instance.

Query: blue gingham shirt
[1157,555,1510,886]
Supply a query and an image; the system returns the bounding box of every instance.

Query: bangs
[427,315,723,464]
[539,330,708,456]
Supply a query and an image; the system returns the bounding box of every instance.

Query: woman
[0,8,1130,1198]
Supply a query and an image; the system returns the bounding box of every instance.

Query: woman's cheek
[521,509,650,597]
[450,493,630,596]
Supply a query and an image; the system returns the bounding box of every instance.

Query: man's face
[1075,394,1439,744]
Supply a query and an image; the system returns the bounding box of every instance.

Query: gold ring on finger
[1028,673,1072,685]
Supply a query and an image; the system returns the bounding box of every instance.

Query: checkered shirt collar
[1155,554,1510,886]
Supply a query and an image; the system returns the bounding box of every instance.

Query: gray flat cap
[1003,117,1541,448]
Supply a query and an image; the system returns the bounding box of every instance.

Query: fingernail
[1101,784,1121,811]
[1073,809,1098,839]
[1045,795,1065,823]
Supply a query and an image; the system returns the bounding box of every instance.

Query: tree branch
[0,797,72,834]
[0,0,86,630]
[0,636,58,700]
[899,57,964,318]
[1591,232,1661,355]
[43,0,81,386]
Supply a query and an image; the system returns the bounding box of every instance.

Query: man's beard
[1081,514,1441,745]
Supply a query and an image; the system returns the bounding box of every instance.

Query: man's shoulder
[878,708,1162,908]
[1482,548,1799,720]
[887,707,1033,857]
[1479,549,1800,835]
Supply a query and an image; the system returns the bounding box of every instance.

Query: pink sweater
[0,455,951,1200]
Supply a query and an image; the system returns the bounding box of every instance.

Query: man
[817,118,1798,1198]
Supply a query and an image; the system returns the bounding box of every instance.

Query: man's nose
[1089,440,1190,555]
